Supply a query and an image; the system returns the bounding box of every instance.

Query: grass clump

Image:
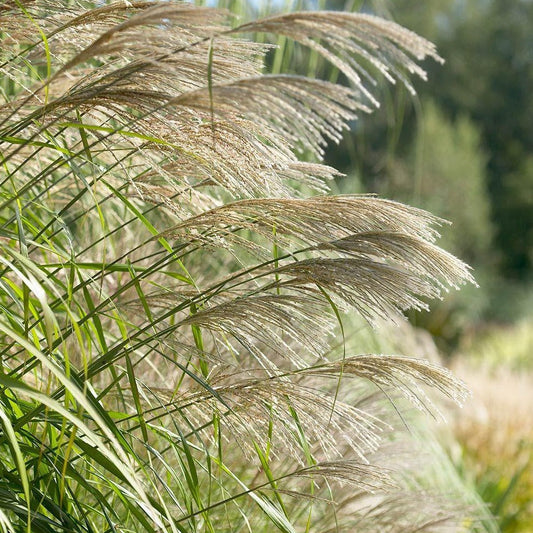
[0,1,488,531]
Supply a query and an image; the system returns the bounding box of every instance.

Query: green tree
[392,0,533,281]
[384,101,494,346]
[389,101,492,264]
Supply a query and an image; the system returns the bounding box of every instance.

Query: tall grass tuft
[0,1,485,531]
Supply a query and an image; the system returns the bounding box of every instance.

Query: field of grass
[451,318,533,532]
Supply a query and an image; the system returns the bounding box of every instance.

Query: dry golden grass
[451,361,533,531]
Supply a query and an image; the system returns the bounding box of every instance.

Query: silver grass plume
[0,2,490,532]
[236,11,444,105]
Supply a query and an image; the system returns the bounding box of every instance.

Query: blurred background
[205,0,533,530]
[329,0,533,348]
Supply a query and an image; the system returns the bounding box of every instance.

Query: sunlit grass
[459,317,533,371]
[0,1,491,531]
[451,359,533,532]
